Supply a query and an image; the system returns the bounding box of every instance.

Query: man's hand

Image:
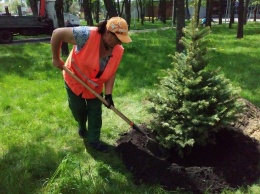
[104,94,114,108]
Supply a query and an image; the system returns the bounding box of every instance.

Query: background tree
[147,0,155,23]
[69,1,80,15]
[55,0,69,56]
[54,0,65,28]
[196,0,202,26]
[206,0,212,27]
[237,0,244,38]
[124,0,132,26]
[64,0,71,12]
[151,0,154,23]
[158,0,167,23]
[148,0,243,156]
[138,0,145,25]
[83,0,94,25]
[185,0,191,20]
[175,0,185,53]
[93,0,100,23]
[119,0,125,16]
[8,0,20,14]
[28,0,38,16]
[103,0,118,17]
[252,2,259,21]
[243,0,250,24]
[135,0,140,21]
[173,0,177,25]
[217,0,223,24]
[229,0,236,28]
[116,0,121,16]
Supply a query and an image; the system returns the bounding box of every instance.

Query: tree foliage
[148,5,243,156]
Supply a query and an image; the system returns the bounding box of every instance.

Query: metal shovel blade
[132,124,169,159]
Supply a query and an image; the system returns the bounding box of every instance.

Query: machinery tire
[0,30,13,44]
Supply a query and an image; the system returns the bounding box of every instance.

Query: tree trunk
[120,1,125,16]
[55,0,64,27]
[173,0,177,25]
[138,0,144,25]
[83,0,94,25]
[193,0,199,27]
[206,0,212,27]
[136,0,140,22]
[64,1,70,12]
[151,0,154,23]
[158,0,162,21]
[103,0,118,17]
[237,0,244,38]
[117,0,121,16]
[159,0,167,23]
[175,0,185,53]
[253,4,258,22]
[229,0,235,28]
[185,0,190,20]
[29,0,38,16]
[196,0,202,26]
[95,0,100,23]
[243,0,250,24]
[124,0,131,28]
[55,0,69,56]
[218,0,223,24]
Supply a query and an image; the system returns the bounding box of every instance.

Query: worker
[50,17,132,153]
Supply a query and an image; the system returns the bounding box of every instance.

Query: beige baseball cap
[106,17,132,43]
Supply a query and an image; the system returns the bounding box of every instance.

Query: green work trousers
[65,83,102,143]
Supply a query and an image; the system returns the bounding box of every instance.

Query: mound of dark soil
[115,99,260,193]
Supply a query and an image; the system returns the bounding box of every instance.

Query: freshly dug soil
[115,99,260,193]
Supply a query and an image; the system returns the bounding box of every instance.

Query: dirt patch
[116,99,260,193]
[233,98,260,141]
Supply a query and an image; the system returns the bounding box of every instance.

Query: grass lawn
[0,22,259,193]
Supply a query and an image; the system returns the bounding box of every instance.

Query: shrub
[147,15,243,156]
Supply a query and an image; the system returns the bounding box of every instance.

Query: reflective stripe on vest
[71,58,99,87]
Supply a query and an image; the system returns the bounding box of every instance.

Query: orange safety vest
[63,27,124,99]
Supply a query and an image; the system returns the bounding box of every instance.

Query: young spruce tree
[148,7,243,156]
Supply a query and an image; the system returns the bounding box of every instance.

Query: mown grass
[0,22,259,193]
[206,22,260,106]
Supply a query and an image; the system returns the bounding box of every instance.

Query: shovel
[62,66,168,158]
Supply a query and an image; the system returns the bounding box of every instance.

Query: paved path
[129,27,173,34]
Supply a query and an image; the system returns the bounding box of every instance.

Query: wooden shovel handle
[62,65,140,130]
